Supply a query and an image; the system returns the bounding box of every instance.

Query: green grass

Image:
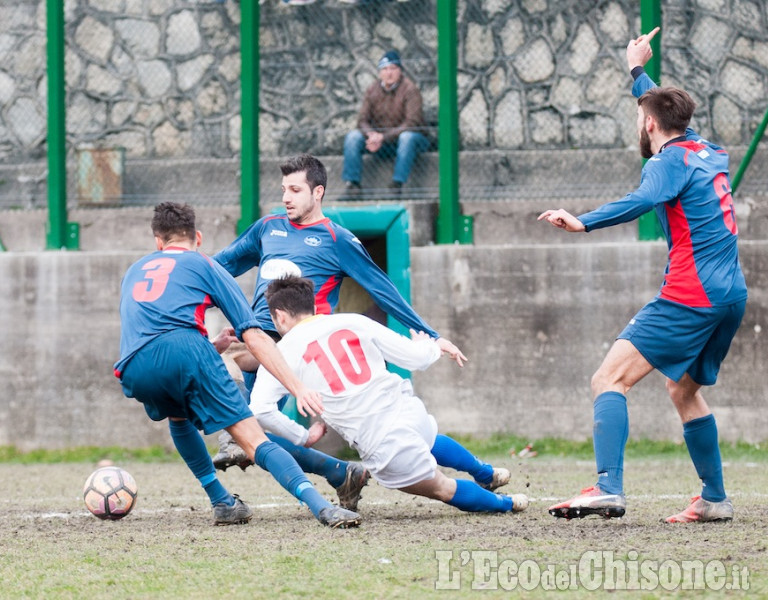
[2,435,765,464]
[0,445,182,464]
[1,458,766,599]
[441,434,767,461]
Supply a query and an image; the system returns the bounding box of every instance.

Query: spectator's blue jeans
[342,129,430,185]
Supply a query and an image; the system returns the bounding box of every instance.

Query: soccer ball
[83,466,138,520]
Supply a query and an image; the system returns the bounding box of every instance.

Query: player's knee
[665,378,685,406]
[590,370,609,396]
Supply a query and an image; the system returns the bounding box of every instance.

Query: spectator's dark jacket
[357,76,425,143]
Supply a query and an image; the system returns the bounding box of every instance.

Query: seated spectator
[342,50,430,198]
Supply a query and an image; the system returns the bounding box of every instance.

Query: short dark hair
[637,87,696,134]
[265,275,316,318]
[280,154,327,197]
[151,202,196,243]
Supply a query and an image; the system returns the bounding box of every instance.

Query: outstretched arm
[410,329,467,367]
[537,209,587,232]
[241,328,324,417]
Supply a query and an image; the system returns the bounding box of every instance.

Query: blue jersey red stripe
[214,214,437,337]
[114,248,261,377]
[579,73,747,309]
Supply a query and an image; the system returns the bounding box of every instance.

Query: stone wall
[1,0,767,165]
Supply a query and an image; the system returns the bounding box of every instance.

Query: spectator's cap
[378,50,402,70]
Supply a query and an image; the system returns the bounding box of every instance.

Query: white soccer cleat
[549,485,626,520]
[510,494,529,512]
[479,467,511,491]
[665,496,733,523]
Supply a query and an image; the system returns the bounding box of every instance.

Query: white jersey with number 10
[250,313,441,459]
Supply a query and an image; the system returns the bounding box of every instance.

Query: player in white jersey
[248,275,529,514]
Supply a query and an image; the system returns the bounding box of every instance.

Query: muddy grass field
[1,455,765,599]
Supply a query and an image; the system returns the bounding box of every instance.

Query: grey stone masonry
[1,0,766,165]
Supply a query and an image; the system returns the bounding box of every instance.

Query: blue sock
[254,441,332,517]
[431,434,494,485]
[266,433,348,489]
[169,420,231,506]
[683,414,726,502]
[593,391,629,495]
[446,479,513,513]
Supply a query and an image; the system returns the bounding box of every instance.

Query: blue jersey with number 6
[579,72,747,308]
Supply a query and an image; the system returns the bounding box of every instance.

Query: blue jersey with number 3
[114,247,259,377]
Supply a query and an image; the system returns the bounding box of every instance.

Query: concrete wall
[1,211,765,449]
[411,241,768,443]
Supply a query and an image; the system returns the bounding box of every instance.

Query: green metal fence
[1,0,767,250]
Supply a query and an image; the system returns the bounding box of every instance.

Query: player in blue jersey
[114,202,361,528]
[210,154,475,509]
[538,28,746,523]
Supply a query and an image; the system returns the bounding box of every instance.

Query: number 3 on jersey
[303,329,372,393]
[132,257,176,302]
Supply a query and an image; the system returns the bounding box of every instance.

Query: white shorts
[363,399,438,489]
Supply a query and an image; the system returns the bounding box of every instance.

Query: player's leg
[664,301,744,523]
[120,333,253,525]
[590,339,654,494]
[265,433,370,511]
[430,434,509,491]
[664,374,731,523]
[227,418,360,528]
[371,406,527,514]
[168,418,251,525]
[212,376,369,509]
[213,371,257,471]
[393,130,429,185]
[342,129,366,187]
[399,471,528,513]
[550,338,652,519]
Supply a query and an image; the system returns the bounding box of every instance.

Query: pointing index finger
[645,26,660,43]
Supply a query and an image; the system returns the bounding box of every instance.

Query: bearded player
[538,28,746,523]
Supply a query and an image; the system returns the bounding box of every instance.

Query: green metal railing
[435,0,469,245]
[238,0,260,235]
[732,106,768,194]
[39,0,762,252]
[46,0,78,250]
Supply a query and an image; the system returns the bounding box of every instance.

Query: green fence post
[46,0,78,250]
[238,0,260,234]
[436,0,463,245]
[731,106,768,194]
[637,0,664,241]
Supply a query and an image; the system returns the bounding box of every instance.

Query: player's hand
[436,337,468,367]
[409,329,433,342]
[304,421,327,447]
[211,327,238,354]
[295,386,324,417]
[366,131,384,152]
[627,26,660,71]
[537,209,586,232]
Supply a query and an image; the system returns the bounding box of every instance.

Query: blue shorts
[119,329,253,435]
[617,297,746,385]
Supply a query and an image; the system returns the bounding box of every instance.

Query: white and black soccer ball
[83,466,138,520]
